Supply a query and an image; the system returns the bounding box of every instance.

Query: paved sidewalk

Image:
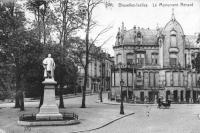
[0,93,98,108]
[0,94,135,133]
[102,98,158,106]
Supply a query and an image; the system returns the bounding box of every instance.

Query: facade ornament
[171,8,175,21]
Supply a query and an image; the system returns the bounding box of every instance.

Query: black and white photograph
[0,0,200,133]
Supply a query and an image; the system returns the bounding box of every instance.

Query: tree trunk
[37,8,41,42]
[15,64,20,108]
[81,33,89,108]
[19,91,24,111]
[81,4,91,108]
[39,87,44,108]
[81,43,89,108]
[100,86,103,102]
[15,91,20,108]
[81,86,86,108]
[59,85,64,108]
[43,15,46,45]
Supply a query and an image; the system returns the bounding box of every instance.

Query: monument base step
[36,113,63,121]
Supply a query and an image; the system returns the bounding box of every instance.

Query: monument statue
[43,54,55,79]
[37,54,62,120]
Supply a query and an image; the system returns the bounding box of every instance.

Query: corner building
[111,11,200,103]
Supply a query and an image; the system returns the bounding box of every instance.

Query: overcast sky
[90,0,200,56]
[20,0,200,56]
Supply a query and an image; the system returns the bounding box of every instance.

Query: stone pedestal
[36,79,63,120]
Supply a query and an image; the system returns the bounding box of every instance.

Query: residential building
[77,45,114,93]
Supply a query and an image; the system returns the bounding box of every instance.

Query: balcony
[169,47,179,53]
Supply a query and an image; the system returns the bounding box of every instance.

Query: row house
[77,45,114,93]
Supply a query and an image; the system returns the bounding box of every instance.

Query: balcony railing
[113,62,160,69]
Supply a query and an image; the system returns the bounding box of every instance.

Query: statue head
[48,54,51,58]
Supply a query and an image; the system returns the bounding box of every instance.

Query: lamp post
[119,63,124,114]
[120,79,124,114]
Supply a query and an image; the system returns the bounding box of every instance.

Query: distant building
[111,10,200,103]
[77,45,114,93]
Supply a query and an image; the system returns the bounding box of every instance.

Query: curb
[102,102,158,106]
[100,99,158,106]
[71,112,135,133]
[17,119,80,126]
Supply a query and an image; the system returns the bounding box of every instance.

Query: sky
[90,0,200,56]
[4,0,199,56]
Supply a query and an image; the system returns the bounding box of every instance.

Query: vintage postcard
[0,0,200,133]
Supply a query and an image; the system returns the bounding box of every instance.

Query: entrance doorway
[148,91,158,103]
[166,90,170,101]
[193,91,197,103]
[180,90,184,102]
[173,90,178,102]
[186,90,190,103]
[140,92,144,102]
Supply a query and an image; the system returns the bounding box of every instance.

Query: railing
[62,112,79,120]
[19,113,79,121]
[19,113,36,121]
[113,63,160,69]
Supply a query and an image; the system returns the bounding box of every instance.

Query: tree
[43,44,78,98]
[68,0,112,108]
[26,0,47,42]
[48,0,84,108]
[0,2,44,110]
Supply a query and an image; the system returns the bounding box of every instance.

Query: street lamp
[120,79,124,114]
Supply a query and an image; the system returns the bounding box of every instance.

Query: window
[173,72,179,86]
[151,53,158,64]
[170,30,177,47]
[170,36,177,47]
[150,72,155,87]
[169,53,177,66]
[126,53,134,65]
[155,72,159,87]
[137,72,141,78]
[116,54,122,64]
[166,72,171,86]
[144,72,149,88]
[170,58,177,66]
[137,32,142,45]
[136,53,144,65]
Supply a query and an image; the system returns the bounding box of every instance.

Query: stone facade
[77,46,114,93]
[111,11,200,103]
